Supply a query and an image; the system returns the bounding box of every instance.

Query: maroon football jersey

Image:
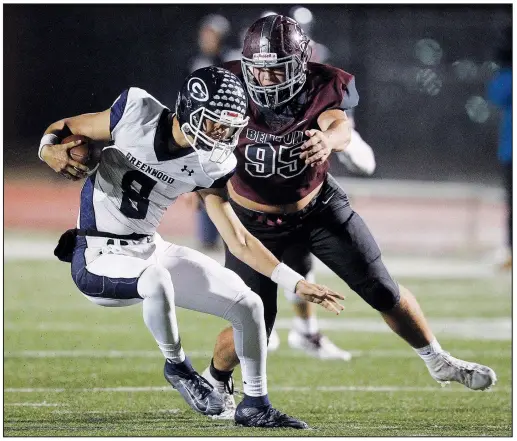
[223,61,359,205]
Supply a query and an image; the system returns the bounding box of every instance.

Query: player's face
[202,119,236,142]
[253,67,286,87]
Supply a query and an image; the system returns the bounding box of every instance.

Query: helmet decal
[187,77,209,102]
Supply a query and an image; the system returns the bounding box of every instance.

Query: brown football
[63,134,101,169]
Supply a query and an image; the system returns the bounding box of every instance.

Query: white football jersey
[77,87,236,236]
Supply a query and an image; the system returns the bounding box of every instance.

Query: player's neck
[171,115,191,149]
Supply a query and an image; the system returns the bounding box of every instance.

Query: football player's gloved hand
[41,140,89,181]
[295,280,345,315]
[300,129,333,167]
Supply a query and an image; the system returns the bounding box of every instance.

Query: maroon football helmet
[241,15,311,108]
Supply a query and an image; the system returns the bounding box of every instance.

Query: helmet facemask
[181,106,249,164]
[241,46,311,108]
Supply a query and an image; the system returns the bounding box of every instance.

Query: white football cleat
[268,328,281,352]
[201,367,237,420]
[426,352,497,390]
[211,390,236,420]
[287,330,352,361]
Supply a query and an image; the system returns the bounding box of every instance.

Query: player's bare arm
[300,109,351,167]
[39,109,111,180]
[197,187,345,314]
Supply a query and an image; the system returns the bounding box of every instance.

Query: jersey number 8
[120,170,157,219]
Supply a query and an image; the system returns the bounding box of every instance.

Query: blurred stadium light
[292,6,313,25]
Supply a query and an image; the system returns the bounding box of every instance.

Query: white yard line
[4,350,211,359]
[5,317,511,340]
[4,347,509,359]
[4,323,145,332]
[275,317,512,341]
[4,385,508,394]
[5,402,65,407]
[51,409,180,415]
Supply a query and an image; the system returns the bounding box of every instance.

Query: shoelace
[304,332,323,348]
[256,407,293,426]
[184,373,214,400]
[440,352,476,371]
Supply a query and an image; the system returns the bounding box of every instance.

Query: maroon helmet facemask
[241,15,311,108]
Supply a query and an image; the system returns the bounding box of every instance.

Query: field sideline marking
[5,385,509,394]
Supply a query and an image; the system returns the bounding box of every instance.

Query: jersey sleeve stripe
[110,89,129,134]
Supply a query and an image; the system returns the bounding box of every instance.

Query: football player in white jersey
[38,66,345,429]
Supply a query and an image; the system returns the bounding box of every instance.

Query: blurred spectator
[189,14,230,72]
[189,14,231,250]
[487,26,512,270]
[223,25,248,62]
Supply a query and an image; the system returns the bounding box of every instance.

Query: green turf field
[4,260,512,436]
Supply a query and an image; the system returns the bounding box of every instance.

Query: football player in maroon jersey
[200,15,497,419]
[267,111,376,358]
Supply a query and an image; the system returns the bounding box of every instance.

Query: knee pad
[225,290,265,329]
[359,276,400,312]
[137,264,173,300]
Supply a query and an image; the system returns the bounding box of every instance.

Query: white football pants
[79,233,267,396]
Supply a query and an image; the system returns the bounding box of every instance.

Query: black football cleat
[164,360,224,416]
[235,401,309,429]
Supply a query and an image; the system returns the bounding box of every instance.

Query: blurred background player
[188,14,231,74]
[487,26,512,271]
